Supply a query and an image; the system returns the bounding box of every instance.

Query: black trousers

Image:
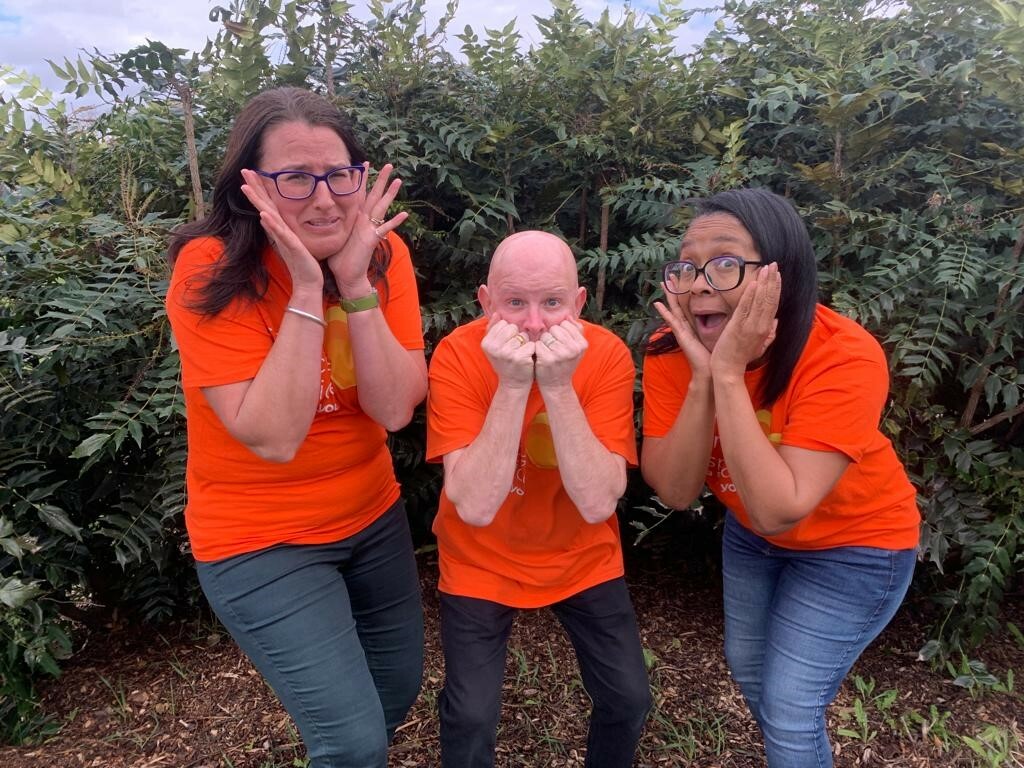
[438,577,652,768]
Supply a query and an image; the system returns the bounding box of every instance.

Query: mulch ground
[3,551,1023,767]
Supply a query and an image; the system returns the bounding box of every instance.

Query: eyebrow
[680,235,748,251]
[267,162,353,172]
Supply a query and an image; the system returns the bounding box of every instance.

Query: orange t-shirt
[642,304,920,551]
[426,318,639,608]
[165,233,424,562]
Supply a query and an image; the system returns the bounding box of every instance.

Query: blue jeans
[438,578,652,768]
[196,501,424,768]
[722,512,915,768]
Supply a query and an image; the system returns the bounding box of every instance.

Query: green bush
[1,0,1021,743]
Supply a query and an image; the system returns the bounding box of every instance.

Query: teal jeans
[197,501,424,768]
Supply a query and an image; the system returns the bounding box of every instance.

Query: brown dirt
[2,554,1023,767]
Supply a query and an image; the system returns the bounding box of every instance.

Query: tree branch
[969,402,1024,436]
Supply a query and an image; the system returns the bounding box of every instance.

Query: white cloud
[0,0,716,96]
[1,0,216,67]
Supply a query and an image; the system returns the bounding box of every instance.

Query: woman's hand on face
[711,262,781,376]
[653,288,711,379]
[240,169,324,291]
[328,163,409,294]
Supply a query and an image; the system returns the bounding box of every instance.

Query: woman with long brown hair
[166,87,426,767]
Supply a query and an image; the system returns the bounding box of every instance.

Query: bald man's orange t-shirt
[166,233,424,562]
[426,318,639,608]
[642,304,919,551]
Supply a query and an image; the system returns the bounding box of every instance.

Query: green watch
[340,290,379,313]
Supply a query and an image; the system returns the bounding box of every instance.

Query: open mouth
[695,313,727,331]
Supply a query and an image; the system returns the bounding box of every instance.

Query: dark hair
[168,87,391,315]
[648,188,818,407]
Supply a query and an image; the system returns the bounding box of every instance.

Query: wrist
[686,376,715,407]
[711,369,746,390]
[282,259,325,295]
[289,286,325,308]
[538,382,576,403]
[337,279,374,300]
[687,373,713,394]
[496,378,534,397]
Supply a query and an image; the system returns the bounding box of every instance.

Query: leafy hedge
[1,0,1022,742]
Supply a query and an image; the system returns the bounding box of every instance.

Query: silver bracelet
[285,306,327,328]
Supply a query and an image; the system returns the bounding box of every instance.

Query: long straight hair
[168,87,391,315]
[648,188,818,407]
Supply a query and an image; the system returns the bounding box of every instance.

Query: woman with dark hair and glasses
[641,188,919,767]
[165,87,426,767]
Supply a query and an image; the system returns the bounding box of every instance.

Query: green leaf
[1,536,25,559]
[716,85,747,100]
[917,639,941,662]
[47,60,69,80]
[69,433,111,459]
[37,505,82,541]
[127,419,143,448]
[0,577,42,609]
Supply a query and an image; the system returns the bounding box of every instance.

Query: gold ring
[513,334,526,346]
[369,216,385,226]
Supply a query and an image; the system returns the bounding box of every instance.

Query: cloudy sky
[0,0,717,96]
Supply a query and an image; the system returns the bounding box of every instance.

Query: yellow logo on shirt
[325,306,357,389]
[756,409,783,444]
[525,411,559,469]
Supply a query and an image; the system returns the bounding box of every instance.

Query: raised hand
[534,319,587,389]
[240,168,324,292]
[328,162,409,293]
[481,316,536,389]
[653,287,711,379]
[711,262,781,377]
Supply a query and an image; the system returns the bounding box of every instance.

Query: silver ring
[374,228,384,239]
[369,216,385,226]
[542,336,556,348]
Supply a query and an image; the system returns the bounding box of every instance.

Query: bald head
[479,231,586,340]
[487,231,578,287]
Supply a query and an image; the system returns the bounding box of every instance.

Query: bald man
[426,231,651,767]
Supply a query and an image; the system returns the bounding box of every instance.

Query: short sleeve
[380,234,425,351]
[641,349,691,438]
[425,329,491,462]
[581,332,638,466]
[166,238,272,389]
[781,344,890,463]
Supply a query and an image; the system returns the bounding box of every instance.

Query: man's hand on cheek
[534,319,587,388]
[481,318,536,388]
